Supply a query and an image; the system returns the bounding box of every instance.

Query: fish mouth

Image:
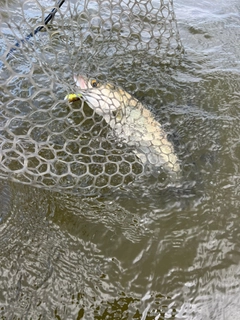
[65,75,88,102]
[73,74,88,90]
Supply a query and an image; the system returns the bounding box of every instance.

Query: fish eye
[91,79,98,88]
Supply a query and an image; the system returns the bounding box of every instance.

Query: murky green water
[1,0,240,319]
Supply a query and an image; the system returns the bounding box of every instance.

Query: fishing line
[6,0,66,59]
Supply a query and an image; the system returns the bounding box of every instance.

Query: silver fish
[68,75,180,173]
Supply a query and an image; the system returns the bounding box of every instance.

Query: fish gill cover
[0,0,183,194]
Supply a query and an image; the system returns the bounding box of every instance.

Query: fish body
[68,75,180,173]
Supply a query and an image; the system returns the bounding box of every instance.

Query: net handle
[6,0,66,59]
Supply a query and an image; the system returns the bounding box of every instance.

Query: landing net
[0,0,183,194]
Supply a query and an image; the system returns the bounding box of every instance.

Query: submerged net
[0,0,183,194]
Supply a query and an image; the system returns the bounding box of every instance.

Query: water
[1,0,240,319]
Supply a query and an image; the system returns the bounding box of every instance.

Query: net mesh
[0,0,183,194]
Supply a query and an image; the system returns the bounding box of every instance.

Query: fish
[65,75,180,174]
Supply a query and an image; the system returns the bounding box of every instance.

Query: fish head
[74,75,123,117]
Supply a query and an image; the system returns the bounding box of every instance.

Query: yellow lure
[65,93,82,102]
